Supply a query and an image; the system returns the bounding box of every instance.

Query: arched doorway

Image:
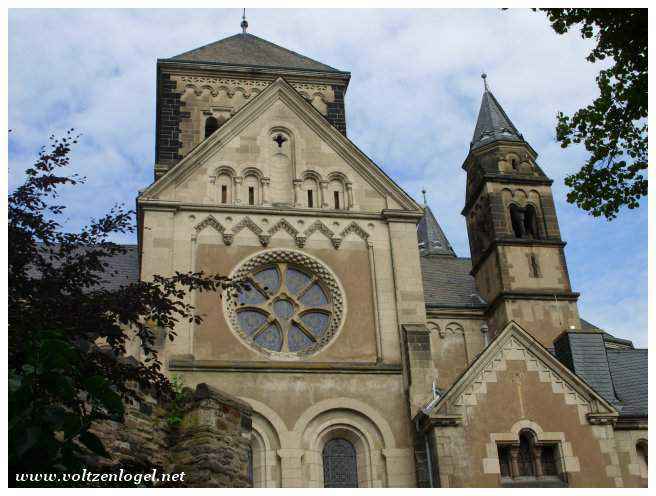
[322,438,358,488]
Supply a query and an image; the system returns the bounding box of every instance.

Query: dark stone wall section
[156,72,186,169]
[326,84,347,136]
[88,383,253,488]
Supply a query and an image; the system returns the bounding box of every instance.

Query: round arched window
[225,250,345,358]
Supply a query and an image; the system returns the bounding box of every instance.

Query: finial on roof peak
[481,72,489,92]
[421,189,427,206]
[241,8,248,34]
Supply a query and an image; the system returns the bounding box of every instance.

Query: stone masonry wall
[89,383,253,488]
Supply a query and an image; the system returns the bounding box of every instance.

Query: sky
[8,8,648,346]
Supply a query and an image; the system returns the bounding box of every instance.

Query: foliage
[166,375,187,427]
[8,131,237,482]
[538,8,647,219]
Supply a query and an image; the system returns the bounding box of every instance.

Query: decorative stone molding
[295,235,307,248]
[339,221,369,242]
[177,76,335,112]
[268,219,299,239]
[439,322,465,339]
[194,215,226,234]
[304,220,335,241]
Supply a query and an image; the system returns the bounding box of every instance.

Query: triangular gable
[425,321,618,421]
[140,77,421,212]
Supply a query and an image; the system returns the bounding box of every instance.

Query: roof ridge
[169,32,344,73]
[242,33,339,72]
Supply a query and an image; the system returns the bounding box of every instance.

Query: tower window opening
[334,191,340,209]
[509,204,540,239]
[205,116,219,138]
[248,186,255,206]
[511,158,518,170]
[221,185,228,204]
[308,190,314,208]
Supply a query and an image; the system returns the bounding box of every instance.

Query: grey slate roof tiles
[607,348,648,417]
[417,206,456,256]
[168,33,344,73]
[420,255,486,309]
[471,90,524,150]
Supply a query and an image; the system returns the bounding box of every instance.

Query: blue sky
[8,8,647,346]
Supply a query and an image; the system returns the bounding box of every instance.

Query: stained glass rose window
[225,250,345,358]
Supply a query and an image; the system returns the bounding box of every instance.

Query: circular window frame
[224,249,346,360]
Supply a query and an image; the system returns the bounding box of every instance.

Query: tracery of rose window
[226,250,344,358]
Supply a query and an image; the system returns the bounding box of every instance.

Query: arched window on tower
[509,204,526,238]
[509,204,541,239]
[205,116,219,138]
[323,438,358,488]
[524,204,539,239]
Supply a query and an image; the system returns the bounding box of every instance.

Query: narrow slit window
[334,191,340,209]
[530,254,541,278]
[248,186,255,206]
[308,190,314,208]
[221,185,228,204]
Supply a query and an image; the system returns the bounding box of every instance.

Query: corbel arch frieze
[304,220,341,249]
[232,216,269,246]
[339,222,369,243]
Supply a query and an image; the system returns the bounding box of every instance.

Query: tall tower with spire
[462,76,581,346]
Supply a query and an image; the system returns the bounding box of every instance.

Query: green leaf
[78,430,109,458]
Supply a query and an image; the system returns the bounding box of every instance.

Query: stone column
[233,176,243,205]
[277,449,304,488]
[261,177,271,206]
[319,180,329,208]
[292,179,303,207]
[346,181,354,209]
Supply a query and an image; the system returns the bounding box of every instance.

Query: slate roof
[97,245,140,290]
[580,318,635,349]
[417,206,456,256]
[167,33,345,74]
[607,348,648,417]
[420,255,486,309]
[471,89,525,151]
[29,244,139,291]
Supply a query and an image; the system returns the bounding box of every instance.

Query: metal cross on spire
[481,72,489,92]
[241,8,248,34]
[421,189,427,206]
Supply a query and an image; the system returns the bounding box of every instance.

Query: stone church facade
[121,29,647,488]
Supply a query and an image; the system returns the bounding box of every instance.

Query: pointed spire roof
[169,33,346,74]
[470,86,525,151]
[417,206,456,257]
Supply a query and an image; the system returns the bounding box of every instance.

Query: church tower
[462,76,581,346]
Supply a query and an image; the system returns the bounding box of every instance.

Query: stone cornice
[168,357,403,374]
[137,198,390,221]
[157,58,351,84]
[484,291,580,316]
[382,209,424,223]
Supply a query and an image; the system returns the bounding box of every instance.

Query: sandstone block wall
[89,383,253,488]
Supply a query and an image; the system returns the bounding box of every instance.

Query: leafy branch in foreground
[538,8,647,219]
[8,130,238,480]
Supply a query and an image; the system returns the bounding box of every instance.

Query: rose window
[226,250,344,358]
